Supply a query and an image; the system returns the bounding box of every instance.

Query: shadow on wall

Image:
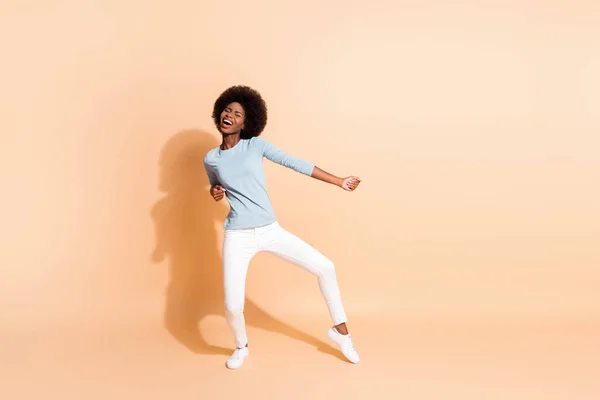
[149,129,343,360]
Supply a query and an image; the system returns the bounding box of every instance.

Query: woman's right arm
[204,159,226,201]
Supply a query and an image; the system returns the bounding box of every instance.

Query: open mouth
[222,118,233,128]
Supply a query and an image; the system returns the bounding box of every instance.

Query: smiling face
[219,102,246,135]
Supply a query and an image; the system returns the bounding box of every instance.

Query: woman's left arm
[311,166,361,192]
[259,138,361,192]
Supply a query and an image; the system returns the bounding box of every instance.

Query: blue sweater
[203,137,315,230]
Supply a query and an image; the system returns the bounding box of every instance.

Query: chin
[221,126,240,135]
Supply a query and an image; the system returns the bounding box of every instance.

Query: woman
[203,85,361,369]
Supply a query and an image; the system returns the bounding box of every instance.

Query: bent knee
[317,258,337,278]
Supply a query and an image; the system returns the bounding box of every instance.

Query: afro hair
[212,85,268,139]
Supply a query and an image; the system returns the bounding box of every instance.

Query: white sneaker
[328,328,360,364]
[226,346,249,369]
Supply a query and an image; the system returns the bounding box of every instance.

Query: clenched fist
[210,185,226,201]
[340,176,361,192]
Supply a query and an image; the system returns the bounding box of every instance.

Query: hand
[210,185,226,201]
[340,176,361,192]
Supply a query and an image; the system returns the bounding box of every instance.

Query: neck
[221,132,241,150]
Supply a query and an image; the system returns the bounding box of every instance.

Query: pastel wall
[2,0,599,334]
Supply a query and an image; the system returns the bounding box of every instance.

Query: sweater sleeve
[203,157,219,187]
[255,138,315,176]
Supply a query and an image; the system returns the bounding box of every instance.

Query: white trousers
[222,221,348,348]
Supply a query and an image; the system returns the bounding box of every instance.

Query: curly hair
[212,85,268,139]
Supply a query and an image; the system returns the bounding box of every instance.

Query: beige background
[2,1,599,399]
